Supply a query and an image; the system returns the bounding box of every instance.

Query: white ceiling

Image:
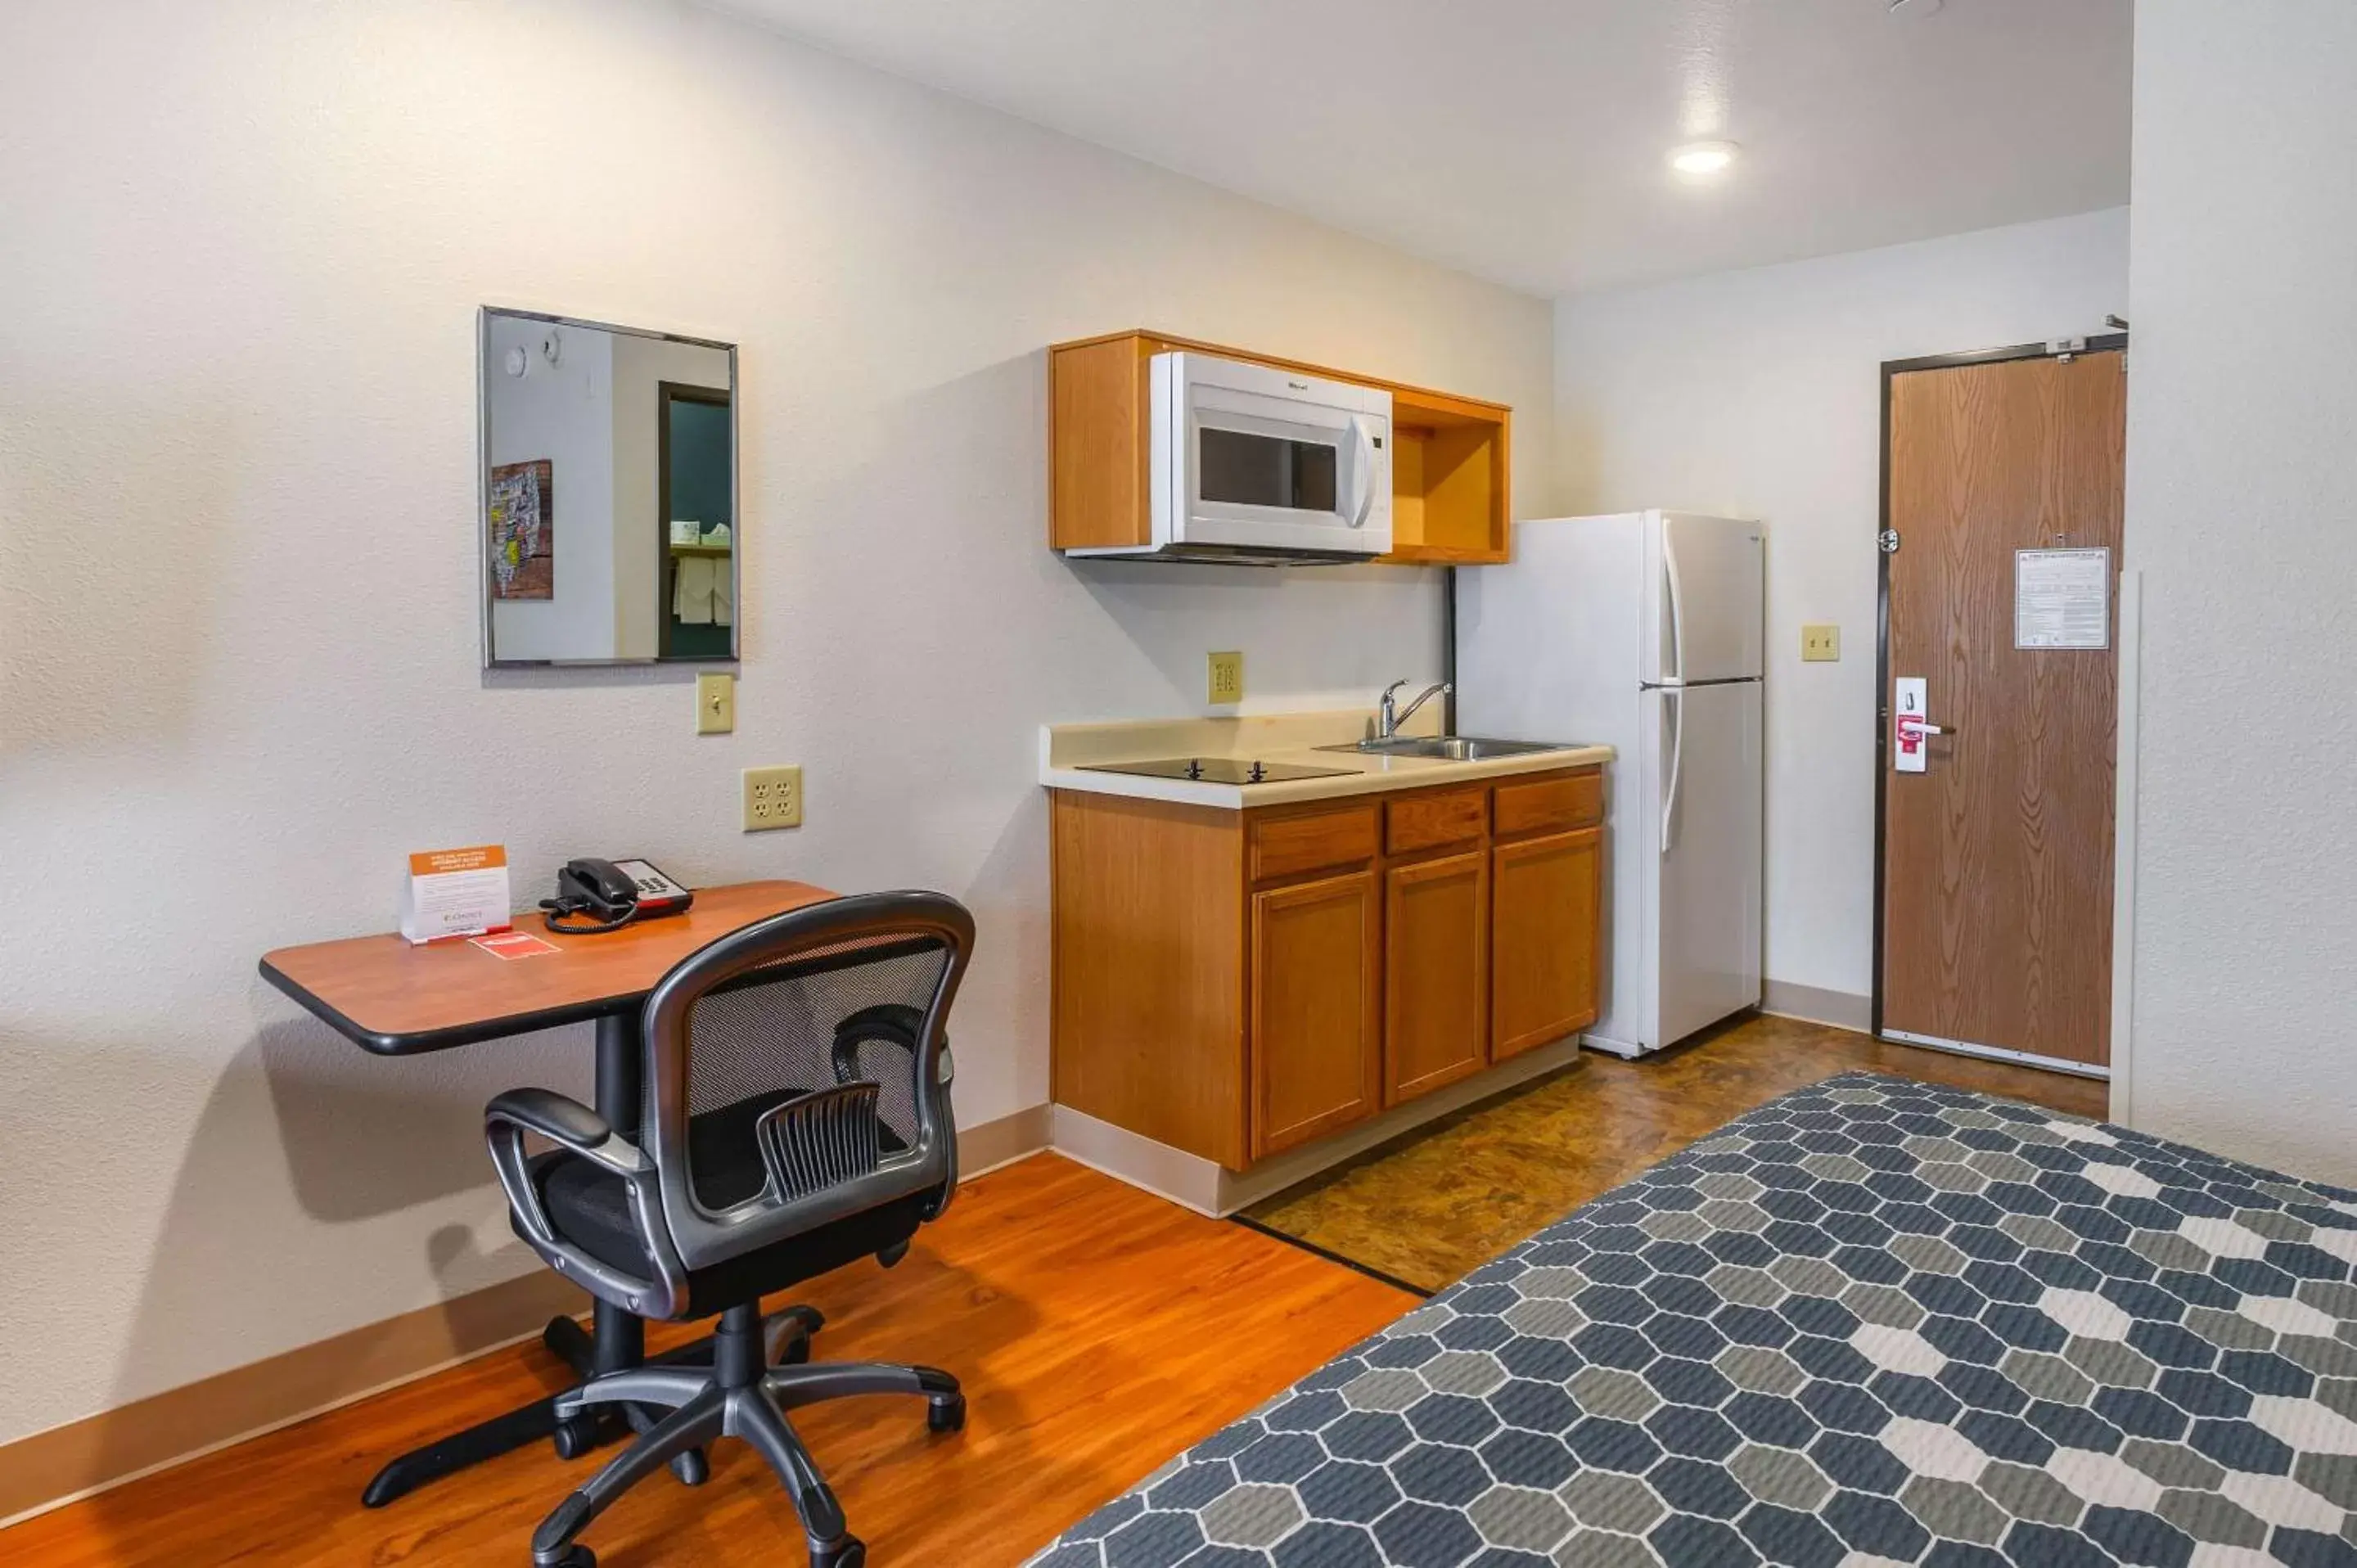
[710,0,2131,298]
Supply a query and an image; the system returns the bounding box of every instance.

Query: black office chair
[484,891,976,1568]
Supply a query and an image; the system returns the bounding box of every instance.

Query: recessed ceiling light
[1669,141,1739,178]
[1890,0,1945,14]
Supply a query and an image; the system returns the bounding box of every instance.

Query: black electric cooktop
[1078,756,1358,785]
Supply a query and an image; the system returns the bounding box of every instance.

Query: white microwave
[1070,351,1392,565]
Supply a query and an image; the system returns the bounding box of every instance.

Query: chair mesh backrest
[654,931,951,1212]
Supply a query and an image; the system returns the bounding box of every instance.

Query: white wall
[1553,210,2129,1006]
[486,315,619,660]
[2120,2,2357,1185]
[0,0,1549,1443]
[609,333,732,659]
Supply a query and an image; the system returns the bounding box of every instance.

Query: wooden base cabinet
[1384,850,1489,1105]
[1491,827,1602,1061]
[1051,766,1602,1171]
[1252,872,1381,1159]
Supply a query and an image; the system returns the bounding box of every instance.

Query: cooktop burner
[1078,756,1358,785]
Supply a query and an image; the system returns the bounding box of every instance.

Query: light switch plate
[743,765,802,831]
[1207,651,1244,705]
[696,672,736,733]
[1800,624,1841,663]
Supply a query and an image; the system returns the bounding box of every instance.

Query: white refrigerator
[1456,511,1764,1057]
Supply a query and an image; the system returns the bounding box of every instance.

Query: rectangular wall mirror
[479,309,737,666]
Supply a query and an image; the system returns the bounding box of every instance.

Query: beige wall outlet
[696,671,736,733]
[1207,650,1244,705]
[742,764,802,831]
[1801,624,1841,662]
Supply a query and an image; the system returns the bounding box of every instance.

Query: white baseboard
[1052,1036,1588,1218]
[1760,980,1873,1033]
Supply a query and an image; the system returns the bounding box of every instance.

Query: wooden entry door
[1879,346,2126,1070]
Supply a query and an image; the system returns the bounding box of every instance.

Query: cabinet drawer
[1386,788,1488,856]
[1493,770,1603,838]
[1251,804,1378,882]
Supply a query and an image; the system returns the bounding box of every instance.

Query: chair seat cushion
[521,1088,935,1319]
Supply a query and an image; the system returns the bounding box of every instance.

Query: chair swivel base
[529,1301,962,1568]
[358,1303,824,1509]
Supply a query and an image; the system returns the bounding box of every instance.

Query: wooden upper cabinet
[1047,330,1512,565]
[1251,868,1382,1159]
[1491,825,1602,1061]
[1385,850,1489,1106]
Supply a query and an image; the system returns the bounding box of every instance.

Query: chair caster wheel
[809,1536,864,1568]
[782,1333,813,1366]
[551,1415,599,1461]
[542,1549,595,1568]
[670,1445,709,1486]
[926,1394,967,1434]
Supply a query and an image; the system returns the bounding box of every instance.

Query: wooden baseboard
[0,1106,1055,1529]
[0,1268,586,1529]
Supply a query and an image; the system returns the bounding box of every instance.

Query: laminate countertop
[1039,710,1612,809]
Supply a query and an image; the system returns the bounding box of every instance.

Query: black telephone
[540,858,695,935]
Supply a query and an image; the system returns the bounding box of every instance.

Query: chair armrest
[483,1087,681,1319]
[485,1088,647,1175]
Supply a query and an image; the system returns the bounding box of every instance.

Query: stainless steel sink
[1317,736,1580,761]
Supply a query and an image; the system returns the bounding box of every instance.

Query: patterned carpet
[1034,1073,2357,1568]
[1243,1014,2107,1293]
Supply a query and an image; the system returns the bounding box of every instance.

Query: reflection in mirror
[480,309,736,666]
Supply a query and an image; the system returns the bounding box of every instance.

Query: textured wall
[1553,210,2130,1003]
[0,0,1550,1440]
[2120,2,2357,1185]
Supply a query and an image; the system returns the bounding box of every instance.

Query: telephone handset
[540,857,695,935]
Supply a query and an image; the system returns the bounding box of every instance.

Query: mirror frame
[477,306,740,669]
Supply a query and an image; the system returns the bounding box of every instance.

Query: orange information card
[399,844,513,945]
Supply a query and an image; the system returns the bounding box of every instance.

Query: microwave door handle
[1349,417,1377,529]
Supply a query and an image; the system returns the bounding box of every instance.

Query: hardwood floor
[1246,1012,2111,1291]
[4,1020,2110,1566]
[1,1156,1412,1568]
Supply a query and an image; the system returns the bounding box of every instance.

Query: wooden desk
[258,879,840,1508]
[261,880,838,1054]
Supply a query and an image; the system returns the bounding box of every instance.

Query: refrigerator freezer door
[1455,514,1645,744]
[1640,513,1765,684]
[1639,680,1764,1051]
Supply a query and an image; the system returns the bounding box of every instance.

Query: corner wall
[1552,210,2130,1010]
[2120,1,2357,1185]
[0,0,1549,1449]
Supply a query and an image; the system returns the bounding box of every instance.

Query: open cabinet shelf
[1048,330,1513,565]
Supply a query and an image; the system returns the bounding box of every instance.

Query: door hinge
[1878,529,1901,555]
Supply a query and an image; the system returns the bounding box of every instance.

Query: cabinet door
[1491,827,1602,1061]
[1251,869,1381,1159]
[1385,850,1489,1106]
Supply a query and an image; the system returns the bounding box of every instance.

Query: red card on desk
[472,930,558,961]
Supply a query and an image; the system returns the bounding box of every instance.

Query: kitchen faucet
[1379,678,1453,740]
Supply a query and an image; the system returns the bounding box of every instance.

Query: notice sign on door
[2016,547,2111,650]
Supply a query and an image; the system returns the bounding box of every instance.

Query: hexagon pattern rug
[1029,1073,2357,1568]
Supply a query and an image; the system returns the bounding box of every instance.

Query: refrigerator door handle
[1662,523,1688,684]
[1661,687,1683,856]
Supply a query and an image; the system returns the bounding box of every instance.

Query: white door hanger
[1893,677,1945,773]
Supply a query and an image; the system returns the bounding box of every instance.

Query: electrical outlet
[1801,624,1841,662]
[742,765,803,831]
[1207,650,1244,705]
[696,671,736,734]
